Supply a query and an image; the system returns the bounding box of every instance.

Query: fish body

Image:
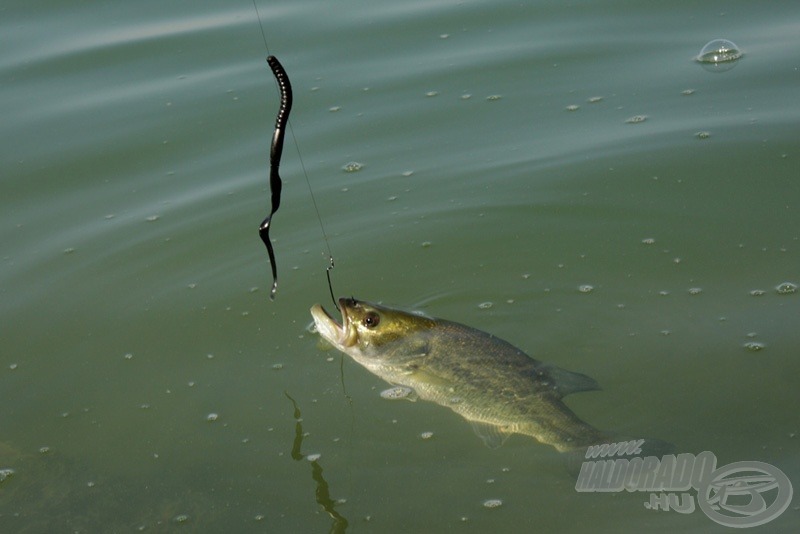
[310,298,612,452]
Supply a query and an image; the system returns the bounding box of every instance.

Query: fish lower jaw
[310,304,354,349]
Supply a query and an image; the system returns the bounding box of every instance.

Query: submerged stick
[259,55,293,300]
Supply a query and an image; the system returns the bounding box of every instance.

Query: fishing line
[252,0,338,309]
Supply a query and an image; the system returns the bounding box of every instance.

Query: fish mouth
[310,299,356,349]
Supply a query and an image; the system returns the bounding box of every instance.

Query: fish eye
[363,312,380,329]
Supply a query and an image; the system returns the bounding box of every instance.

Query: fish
[310,297,619,452]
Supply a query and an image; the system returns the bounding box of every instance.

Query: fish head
[310,298,434,362]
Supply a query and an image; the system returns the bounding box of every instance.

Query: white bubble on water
[478,301,494,309]
[206,413,219,422]
[696,39,742,64]
[775,282,797,294]
[578,284,594,293]
[743,341,765,352]
[419,431,434,440]
[307,453,322,462]
[688,287,703,295]
[625,115,648,124]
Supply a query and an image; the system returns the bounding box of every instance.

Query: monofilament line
[252,0,337,307]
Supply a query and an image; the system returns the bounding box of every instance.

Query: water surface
[2,0,799,531]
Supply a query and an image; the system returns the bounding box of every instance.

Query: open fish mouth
[310,301,355,349]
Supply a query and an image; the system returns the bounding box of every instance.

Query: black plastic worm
[259,55,293,300]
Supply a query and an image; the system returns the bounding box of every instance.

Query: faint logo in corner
[574,440,793,528]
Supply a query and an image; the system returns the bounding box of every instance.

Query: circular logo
[698,461,793,528]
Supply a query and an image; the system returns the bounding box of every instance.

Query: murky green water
[2,0,799,531]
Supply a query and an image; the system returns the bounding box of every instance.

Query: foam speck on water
[341,162,363,172]
[625,115,647,124]
[380,386,414,400]
[0,468,14,483]
[482,499,503,508]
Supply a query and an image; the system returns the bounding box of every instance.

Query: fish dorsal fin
[541,364,601,398]
[470,422,512,449]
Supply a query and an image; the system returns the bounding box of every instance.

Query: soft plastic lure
[259,55,292,300]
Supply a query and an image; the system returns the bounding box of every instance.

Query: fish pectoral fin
[541,364,600,398]
[470,422,512,449]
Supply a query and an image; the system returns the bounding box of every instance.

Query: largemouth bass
[311,297,617,452]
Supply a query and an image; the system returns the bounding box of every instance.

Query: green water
[2,0,799,531]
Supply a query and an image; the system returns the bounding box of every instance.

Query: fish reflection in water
[284,392,348,534]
